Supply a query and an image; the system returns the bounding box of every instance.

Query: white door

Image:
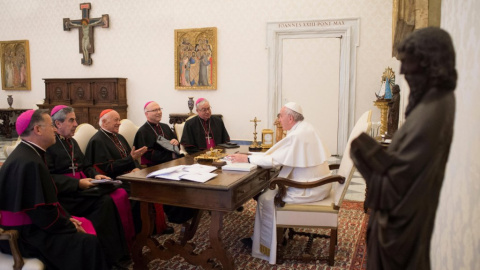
[281,37,340,155]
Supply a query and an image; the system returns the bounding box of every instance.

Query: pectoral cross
[63,3,109,65]
[69,163,78,176]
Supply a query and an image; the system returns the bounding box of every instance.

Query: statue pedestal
[374,100,389,136]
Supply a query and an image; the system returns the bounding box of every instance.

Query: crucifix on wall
[63,3,109,65]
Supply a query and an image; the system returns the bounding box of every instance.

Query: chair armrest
[269,175,345,207]
[0,228,25,269]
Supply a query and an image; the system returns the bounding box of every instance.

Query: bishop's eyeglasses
[198,107,212,113]
[146,108,163,113]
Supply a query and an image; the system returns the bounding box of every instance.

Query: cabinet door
[46,82,69,104]
[71,82,93,105]
[94,82,117,104]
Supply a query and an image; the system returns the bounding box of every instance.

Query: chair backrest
[118,119,139,149]
[73,123,97,154]
[333,110,372,206]
[174,115,196,155]
[3,137,21,158]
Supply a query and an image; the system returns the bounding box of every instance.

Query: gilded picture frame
[175,27,217,90]
[1,40,31,90]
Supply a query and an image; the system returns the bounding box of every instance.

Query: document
[222,163,257,172]
[146,164,218,183]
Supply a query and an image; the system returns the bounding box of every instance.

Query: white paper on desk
[222,163,257,172]
[186,164,217,173]
[146,165,186,178]
[146,164,217,182]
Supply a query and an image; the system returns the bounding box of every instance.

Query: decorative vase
[188,97,194,115]
[7,95,13,109]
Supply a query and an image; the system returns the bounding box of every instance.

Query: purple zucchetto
[51,105,68,117]
[195,98,205,105]
[16,109,35,136]
[144,101,154,109]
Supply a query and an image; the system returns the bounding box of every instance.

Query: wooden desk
[118,146,271,269]
[0,109,28,138]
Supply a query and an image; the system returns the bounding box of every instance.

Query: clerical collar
[21,139,46,153]
[199,117,210,124]
[147,121,159,127]
[55,132,67,140]
[101,128,115,136]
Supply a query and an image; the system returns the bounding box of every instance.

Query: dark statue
[350,27,457,270]
[387,84,401,137]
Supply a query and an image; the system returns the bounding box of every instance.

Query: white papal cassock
[248,120,331,264]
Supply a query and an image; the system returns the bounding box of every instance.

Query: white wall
[0,0,397,141]
[431,0,480,269]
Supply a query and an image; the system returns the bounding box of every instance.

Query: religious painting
[175,27,217,90]
[0,40,31,90]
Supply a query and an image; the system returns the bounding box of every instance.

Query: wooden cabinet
[39,78,128,128]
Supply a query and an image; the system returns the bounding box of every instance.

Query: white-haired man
[229,102,332,264]
[85,109,146,181]
[180,98,230,154]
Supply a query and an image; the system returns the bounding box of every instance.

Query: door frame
[266,18,360,154]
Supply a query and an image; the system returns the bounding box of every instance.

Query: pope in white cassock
[228,102,331,264]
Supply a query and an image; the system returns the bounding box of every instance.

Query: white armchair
[270,110,372,266]
[72,123,97,154]
[173,115,196,155]
[118,119,139,149]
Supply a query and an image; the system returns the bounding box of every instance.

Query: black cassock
[0,141,108,270]
[180,115,230,154]
[85,129,145,232]
[133,121,178,166]
[46,136,129,265]
[350,90,455,270]
[134,121,196,224]
[85,129,141,181]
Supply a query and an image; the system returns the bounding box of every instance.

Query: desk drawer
[235,170,270,202]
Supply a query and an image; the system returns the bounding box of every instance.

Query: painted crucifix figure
[63,3,109,65]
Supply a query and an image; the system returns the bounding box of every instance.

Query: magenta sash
[141,156,155,166]
[65,171,135,251]
[0,210,32,226]
[0,210,96,235]
[72,216,97,235]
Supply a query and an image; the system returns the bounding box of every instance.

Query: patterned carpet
[142,199,368,270]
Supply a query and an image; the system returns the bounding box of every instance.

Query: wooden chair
[270,110,372,266]
[72,123,97,154]
[0,223,44,270]
[118,119,139,149]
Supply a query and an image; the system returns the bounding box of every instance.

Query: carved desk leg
[132,202,174,270]
[209,210,234,270]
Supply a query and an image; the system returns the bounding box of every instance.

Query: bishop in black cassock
[84,110,144,182]
[134,101,196,224]
[0,110,108,270]
[46,105,133,265]
[84,109,173,234]
[180,98,230,154]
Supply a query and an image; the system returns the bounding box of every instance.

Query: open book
[146,164,218,183]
